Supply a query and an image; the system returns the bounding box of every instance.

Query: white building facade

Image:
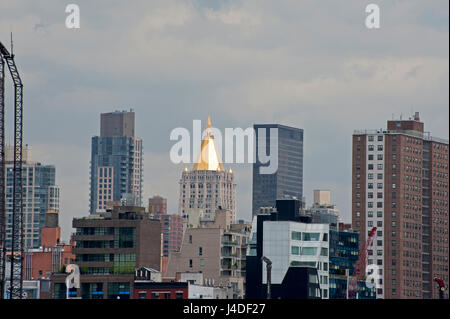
[262,221,330,299]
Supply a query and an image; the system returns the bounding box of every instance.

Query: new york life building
[178,117,236,223]
[352,113,449,299]
[90,110,143,213]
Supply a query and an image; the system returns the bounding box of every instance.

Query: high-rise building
[4,145,60,250]
[252,124,304,216]
[178,117,236,223]
[90,110,143,213]
[352,112,449,299]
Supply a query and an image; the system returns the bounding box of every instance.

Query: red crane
[433,277,446,299]
[347,227,377,299]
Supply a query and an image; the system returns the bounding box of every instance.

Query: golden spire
[193,116,224,171]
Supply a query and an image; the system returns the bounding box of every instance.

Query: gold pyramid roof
[193,116,224,171]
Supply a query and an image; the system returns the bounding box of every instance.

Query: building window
[302,233,320,241]
[189,235,192,244]
[138,292,147,299]
[199,247,203,256]
[189,259,193,268]
[320,248,328,256]
[200,259,204,267]
[378,135,383,141]
[176,292,183,299]
[291,246,300,255]
[301,247,317,256]
[291,231,301,240]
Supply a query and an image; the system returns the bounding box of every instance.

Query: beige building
[178,117,236,224]
[166,209,250,299]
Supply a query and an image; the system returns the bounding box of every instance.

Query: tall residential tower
[352,113,449,299]
[90,110,143,213]
[4,146,59,249]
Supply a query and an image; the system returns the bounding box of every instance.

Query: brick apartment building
[23,211,75,281]
[352,113,449,299]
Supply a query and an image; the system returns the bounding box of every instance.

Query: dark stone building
[252,124,303,216]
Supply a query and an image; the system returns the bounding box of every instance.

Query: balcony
[221,240,239,246]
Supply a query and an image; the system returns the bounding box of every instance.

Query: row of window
[291,246,328,257]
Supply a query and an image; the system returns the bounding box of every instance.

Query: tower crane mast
[0,40,24,299]
[347,227,377,299]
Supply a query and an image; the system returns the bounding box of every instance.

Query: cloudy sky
[0,0,448,241]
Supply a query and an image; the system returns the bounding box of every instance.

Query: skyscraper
[178,117,236,223]
[4,145,59,250]
[252,124,304,216]
[352,112,449,299]
[90,110,143,213]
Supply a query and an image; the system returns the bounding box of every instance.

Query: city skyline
[0,0,448,242]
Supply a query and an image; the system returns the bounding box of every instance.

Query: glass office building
[252,124,304,216]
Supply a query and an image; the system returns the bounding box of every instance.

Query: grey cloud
[0,0,447,240]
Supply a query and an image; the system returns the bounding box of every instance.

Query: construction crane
[347,227,377,299]
[0,48,5,300]
[433,277,446,299]
[261,256,272,299]
[0,39,24,300]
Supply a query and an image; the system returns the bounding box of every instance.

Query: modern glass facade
[252,124,303,216]
[329,229,376,299]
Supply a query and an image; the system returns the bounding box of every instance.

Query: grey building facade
[90,110,143,213]
[252,124,304,216]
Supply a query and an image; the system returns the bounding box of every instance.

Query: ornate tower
[178,117,236,224]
